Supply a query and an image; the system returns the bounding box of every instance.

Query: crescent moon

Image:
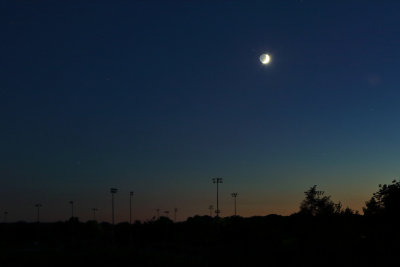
[260,54,270,64]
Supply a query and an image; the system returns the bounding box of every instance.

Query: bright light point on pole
[260,53,271,65]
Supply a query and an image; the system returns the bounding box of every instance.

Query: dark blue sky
[2,1,400,222]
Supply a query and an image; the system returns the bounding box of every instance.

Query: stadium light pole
[110,188,118,225]
[92,208,98,221]
[231,193,238,216]
[35,204,42,223]
[174,208,177,222]
[212,177,223,217]
[129,191,134,224]
[208,205,214,216]
[69,201,74,219]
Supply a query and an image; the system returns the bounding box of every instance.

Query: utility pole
[212,177,223,217]
[174,208,178,222]
[35,204,42,223]
[231,193,238,216]
[208,205,214,216]
[35,204,42,244]
[129,191,134,224]
[69,201,74,219]
[92,208,98,221]
[110,188,118,225]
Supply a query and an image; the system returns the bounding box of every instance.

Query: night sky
[2,1,400,222]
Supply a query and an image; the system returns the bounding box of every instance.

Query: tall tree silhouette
[299,185,341,216]
[363,180,400,217]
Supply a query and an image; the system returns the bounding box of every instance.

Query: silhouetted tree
[363,196,381,216]
[155,216,173,224]
[299,185,342,216]
[340,206,358,216]
[363,180,400,217]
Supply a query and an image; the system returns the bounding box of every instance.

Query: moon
[259,53,270,65]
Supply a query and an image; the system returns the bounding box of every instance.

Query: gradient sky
[2,1,400,222]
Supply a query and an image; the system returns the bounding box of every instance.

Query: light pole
[208,205,214,216]
[35,204,42,244]
[69,201,74,219]
[129,191,134,224]
[35,204,42,223]
[174,208,178,222]
[231,193,238,216]
[92,208,98,221]
[212,177,223,217]
[3,211,8,223]
[156,208,160,219]
[110,188,118,225]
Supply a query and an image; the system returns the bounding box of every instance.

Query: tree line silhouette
[1,180,400,266]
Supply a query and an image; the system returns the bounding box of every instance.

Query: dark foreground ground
[1,214,399,266]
